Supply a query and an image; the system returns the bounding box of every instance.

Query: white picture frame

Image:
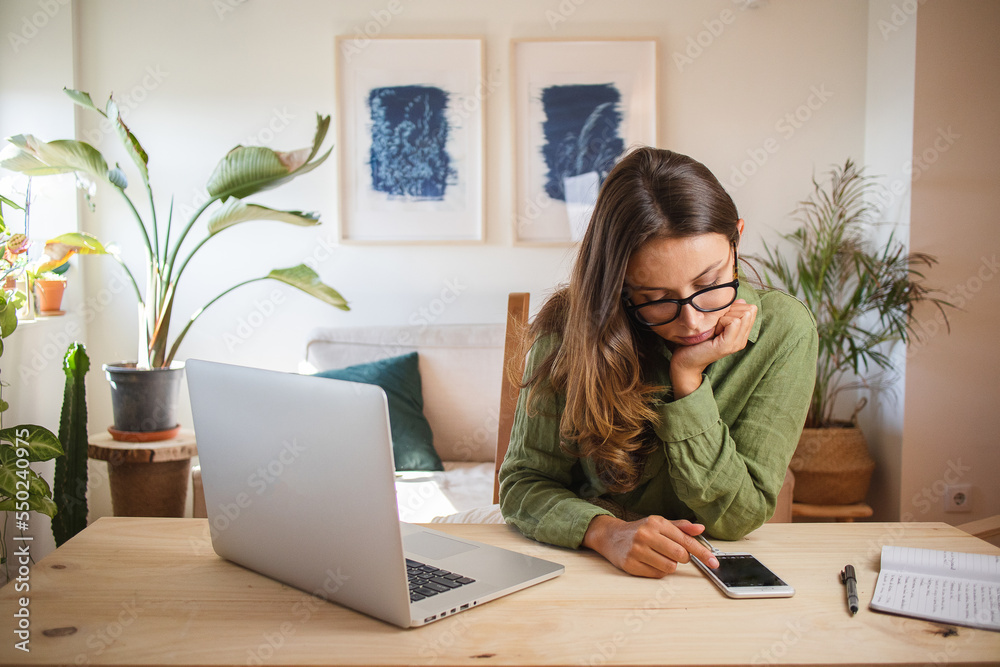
[512,38,658,245]
[336,36,485,243]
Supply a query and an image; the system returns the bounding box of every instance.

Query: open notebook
[870,545,1000,632]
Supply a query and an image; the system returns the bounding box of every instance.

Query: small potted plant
[32,269,67,315]
[756,159,952,505]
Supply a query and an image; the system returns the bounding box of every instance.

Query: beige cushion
[304,324,505,462]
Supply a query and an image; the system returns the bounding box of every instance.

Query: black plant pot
[103,362,185,433]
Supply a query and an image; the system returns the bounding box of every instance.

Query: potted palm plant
[756,159,951,505]
[0,89,349,434]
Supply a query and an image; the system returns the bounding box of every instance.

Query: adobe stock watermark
[444,71,501,128]
[409,278,467,330]
[516,190,555,236]
[544,0,589,31]
[244,567,351,665]
[339,0,407,63]
[73,597,143,664]
[243,107,296,147]
[19,272,130,381]
[301,232,340,273]
[851,458,969,564]
[171,109,303,220]
[208,438,306,538]
[585,579,679,665]
[907,253,996,358]
[452,406,500,462]
[750,619,806,665]
[672,6,739,72]
[373,277,469,359]
[7,0,69,54]
[875,0,928,41]
[727,84,834,192]
[17,318,85,381]
[908,459,972,517]
[870,126,961,220]
[397,476,447,523]
[418,615,473,663]
[81,66,170,146]
[223,288,287,352]
[213,0,248,21]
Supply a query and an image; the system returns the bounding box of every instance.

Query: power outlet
[943,484,972,513]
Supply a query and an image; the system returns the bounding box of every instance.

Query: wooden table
[2,518,998,666]
[88,431,198,517]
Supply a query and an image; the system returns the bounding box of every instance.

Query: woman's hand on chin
[669,300,757,398]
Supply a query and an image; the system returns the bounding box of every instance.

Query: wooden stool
[792,502,873,523]
[88,430,198,517]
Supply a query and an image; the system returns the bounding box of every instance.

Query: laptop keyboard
[406,558,476,603]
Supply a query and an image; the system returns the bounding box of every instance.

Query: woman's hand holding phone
[582,515,720,578]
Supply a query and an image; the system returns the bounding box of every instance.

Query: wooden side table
[88,430,198,517]
[792,501,873,522]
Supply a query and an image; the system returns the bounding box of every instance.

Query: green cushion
[315,352,443,471]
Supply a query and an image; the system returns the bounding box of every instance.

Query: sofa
[193,321,794,524]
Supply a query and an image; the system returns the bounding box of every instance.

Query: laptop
[186,359,564,628]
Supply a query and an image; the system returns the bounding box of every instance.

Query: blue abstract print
[539,83,625,202]
[368,85,456,201]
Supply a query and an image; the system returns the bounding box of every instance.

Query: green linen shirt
[498,281,818,548]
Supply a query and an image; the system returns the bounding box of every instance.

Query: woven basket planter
[789,427,875,505]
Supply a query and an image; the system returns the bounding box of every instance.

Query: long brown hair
[521,147,741,493]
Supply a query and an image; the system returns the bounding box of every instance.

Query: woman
[498,147,817,578]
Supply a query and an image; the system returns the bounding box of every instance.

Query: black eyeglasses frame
[623,243,740,328]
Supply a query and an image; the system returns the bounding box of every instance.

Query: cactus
[52,342,89,547]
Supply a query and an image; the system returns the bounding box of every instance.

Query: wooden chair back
[493,292,530,505]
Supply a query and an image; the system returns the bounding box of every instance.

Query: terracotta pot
[789,426,875,505]
[34,279,66,314]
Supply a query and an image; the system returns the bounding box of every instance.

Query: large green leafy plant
[756,159,951,428]
[0,88,348,368]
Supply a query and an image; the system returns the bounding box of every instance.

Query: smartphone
[692,552,795,598]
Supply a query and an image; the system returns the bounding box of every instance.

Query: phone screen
[712,554,787,587]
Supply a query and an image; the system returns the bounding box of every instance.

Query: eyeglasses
[624,244,740,327]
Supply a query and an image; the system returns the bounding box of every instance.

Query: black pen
[841,564,859,615]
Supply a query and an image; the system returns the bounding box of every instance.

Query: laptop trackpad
[405,531,479,560]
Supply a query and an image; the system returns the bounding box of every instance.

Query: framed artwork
[512,39,658,245]
[336,37,484,243]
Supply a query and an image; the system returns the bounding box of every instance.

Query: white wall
[7,0,883,539]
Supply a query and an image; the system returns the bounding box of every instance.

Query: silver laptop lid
[187,359,411,628]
